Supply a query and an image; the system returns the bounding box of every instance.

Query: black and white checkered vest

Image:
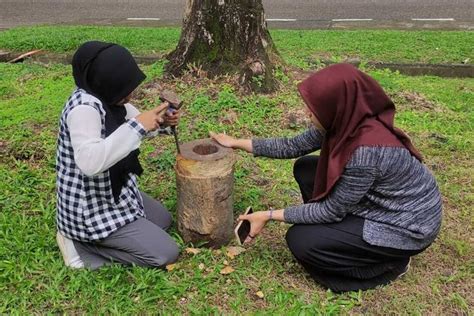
[56,89,145,242]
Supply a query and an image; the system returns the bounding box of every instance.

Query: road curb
[309,59,474,78]
[2,19,471,31]
[1,50,473,78]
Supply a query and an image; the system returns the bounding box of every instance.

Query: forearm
[284,202,345,224]
[252,127,323,159]
[73,119,145,176]
[284,167,378,224]
[232,139,253,153]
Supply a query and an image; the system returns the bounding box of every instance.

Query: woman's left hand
[239,211,271,244]
[163,109,181,127]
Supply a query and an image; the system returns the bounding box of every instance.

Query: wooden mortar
[175,138,235,247]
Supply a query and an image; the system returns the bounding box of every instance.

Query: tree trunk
[166,0,278,92]
[175,139,236,248]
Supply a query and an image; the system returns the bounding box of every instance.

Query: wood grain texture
[175,139,236,247]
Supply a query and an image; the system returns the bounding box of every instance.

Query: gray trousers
[74,192,180,270]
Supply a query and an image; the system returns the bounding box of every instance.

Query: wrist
[232,138,242,149]
[268,209,285,222]
[128,118,148,136]
[260,211,272,222]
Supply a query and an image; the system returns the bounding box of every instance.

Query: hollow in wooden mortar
[175,138,235,248]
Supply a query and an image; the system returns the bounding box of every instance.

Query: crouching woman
[211,64,442,292]
[55,41,180,269]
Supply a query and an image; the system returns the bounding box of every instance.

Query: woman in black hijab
[56,41,180,269]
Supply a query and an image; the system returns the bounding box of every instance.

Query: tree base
[166,0,279,93]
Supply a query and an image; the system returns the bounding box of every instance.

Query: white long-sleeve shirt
[67,103,144,176]
[56,89,148,241]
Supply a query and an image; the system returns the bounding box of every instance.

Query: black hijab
[72,41,146,201]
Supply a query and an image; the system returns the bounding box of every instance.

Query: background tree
[166,0,279,92]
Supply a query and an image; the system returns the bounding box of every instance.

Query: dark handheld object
[159,90,183,154]
[160,90,183,110]
[234,207,254,245]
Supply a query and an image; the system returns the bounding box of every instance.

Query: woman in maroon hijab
[211,64,442,292]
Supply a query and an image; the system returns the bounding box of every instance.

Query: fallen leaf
[166,263,178,271]
[185,247,201,255]
[226,246,246,259]
[255,291,264,299]
[220,266,235,275]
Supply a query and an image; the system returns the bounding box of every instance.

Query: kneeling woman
[211,64,442,292]
[56,42,180,269]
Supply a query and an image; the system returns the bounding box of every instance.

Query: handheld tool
[159,90,183,154]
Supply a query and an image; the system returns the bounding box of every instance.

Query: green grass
[271,29,474,68]
[0,25,473,67]
[0,26,473,314]
[0,61,472,314]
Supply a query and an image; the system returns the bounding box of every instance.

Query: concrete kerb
[1,50,473,78]
[309,58,474,78]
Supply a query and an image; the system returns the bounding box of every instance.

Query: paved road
[1,0,473,29]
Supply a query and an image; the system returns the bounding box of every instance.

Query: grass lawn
[0,26,473,67]
[0,26,473,314]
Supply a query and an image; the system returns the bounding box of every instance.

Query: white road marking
[125,16,458,24]
[332,18,373,22]
[127,18,161,21]
[266,18,297,22]
[412,18,455,21]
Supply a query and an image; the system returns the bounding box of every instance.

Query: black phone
[234,207,253,245]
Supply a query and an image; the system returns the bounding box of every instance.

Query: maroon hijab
[297,64,422,201]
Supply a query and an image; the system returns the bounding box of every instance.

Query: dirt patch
[219,109,239,125]
[249,174,270,187]
[390,91,442,113]
[133,73,243,112]
[135,64,311,108]
[408,131,452,152]
[423,155,449,173]
[23,122,49,135]
[281,105,311,130]
[0,140,47,162]
[0,140,8,157]
[288,68,312,83]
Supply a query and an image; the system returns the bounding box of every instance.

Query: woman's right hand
[136,102,169,131]
[209,132,236,148]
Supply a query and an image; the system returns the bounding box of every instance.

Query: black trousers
[286,155,424,292]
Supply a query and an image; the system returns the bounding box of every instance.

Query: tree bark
[166,0,278,92]
[175,139,236,248]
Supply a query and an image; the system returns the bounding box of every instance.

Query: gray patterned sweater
[252,127,442,250]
